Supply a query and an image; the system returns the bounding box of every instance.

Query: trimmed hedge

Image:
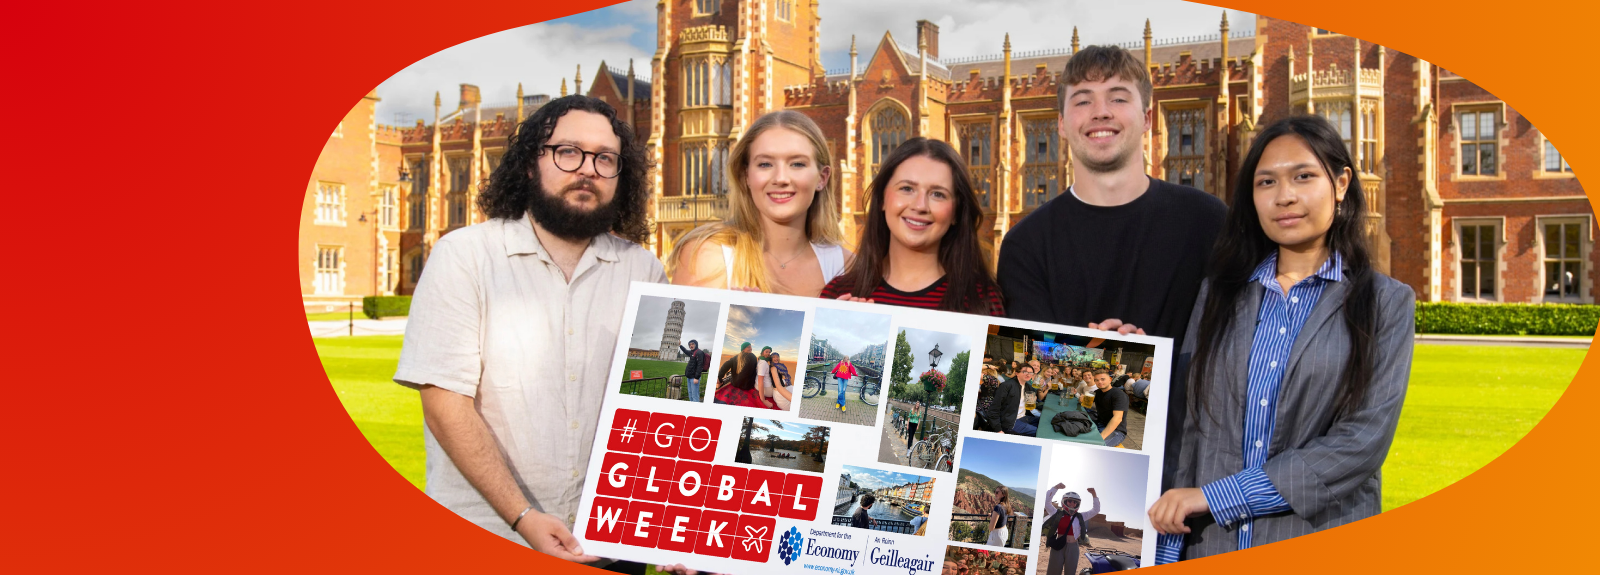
[1415,302,1600,335]
[362,295,412,320]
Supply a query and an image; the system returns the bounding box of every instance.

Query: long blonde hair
[668,110,844,292]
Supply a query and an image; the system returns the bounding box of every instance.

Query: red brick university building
[302,2,1590,309]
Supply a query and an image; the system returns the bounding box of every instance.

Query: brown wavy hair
[839,137,1000,314]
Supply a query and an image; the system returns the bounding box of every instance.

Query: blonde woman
[670,110,849,295]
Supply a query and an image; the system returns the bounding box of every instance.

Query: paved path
[798,376,881,427]
[878,423,912,467]
[308,318,408,338]
[1413,334,1590,348]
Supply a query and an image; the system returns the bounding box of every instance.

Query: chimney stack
[916,20,940,61]
[458,84,481,109]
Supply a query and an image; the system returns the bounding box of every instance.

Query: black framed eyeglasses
[541,144,621,178]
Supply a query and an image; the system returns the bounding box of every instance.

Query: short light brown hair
[1058,45,1153,112]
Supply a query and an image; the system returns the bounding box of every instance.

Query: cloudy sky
[751,417,821,441]
[810,307,893,357]
[628,295,721,350]
[896,327,971,374]
[373,0,1256,125]
[720,304,806,359]
[1044,444,1150,524]
[843,464,934,491]
[959,436,1041,489]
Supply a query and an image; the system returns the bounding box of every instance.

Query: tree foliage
[890,329,914,390]
[944,350,970,407]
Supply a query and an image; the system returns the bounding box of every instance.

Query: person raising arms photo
[669,110,849,295]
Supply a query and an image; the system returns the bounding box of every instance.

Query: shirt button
[1260,399,1269,407]
[1255,440,1263,448]
[571,469,580,479]
[1241,524,1250,532]
[567,513,576,524]
[1238,514,1247,521]
[1279,327,1287,335]
[568,328,574,335]
[1269,360,1277,368]
[569,374,577,382]
[570,420,580,430]
[1290,296,1299,304]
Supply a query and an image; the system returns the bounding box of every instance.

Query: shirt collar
[502,212,620,262]
[1250,251,1345,288]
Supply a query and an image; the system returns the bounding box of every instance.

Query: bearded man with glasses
[393,96,679,573]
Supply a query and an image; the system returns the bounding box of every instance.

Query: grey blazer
[1172,269,1415,558]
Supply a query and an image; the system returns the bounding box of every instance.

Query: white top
[758,359,772,397]
[393,214,667,545]
[1017,380,1029,421]
[721,242,847,288]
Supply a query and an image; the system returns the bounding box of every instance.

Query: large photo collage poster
[576,283,1172,574]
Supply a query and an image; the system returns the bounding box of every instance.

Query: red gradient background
[6,0,1595,571]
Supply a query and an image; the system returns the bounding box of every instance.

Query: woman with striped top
[820,138,1004,316]
[1149,116,1414,561]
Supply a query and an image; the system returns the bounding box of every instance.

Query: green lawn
[315,335,423,489]
[623,358,690,381]
[315,338,1583,512]
[1380,344,1580,510]
[308,311,361,321]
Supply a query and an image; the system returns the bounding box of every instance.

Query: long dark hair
[1189,115,1377,421]
[477,95,652,244]
[841,137,1000,314]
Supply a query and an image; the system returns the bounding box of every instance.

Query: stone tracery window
[1163,108,1206,192]
[958,121,993,209]
[1022,116,1061,209]
[869,106,909,178]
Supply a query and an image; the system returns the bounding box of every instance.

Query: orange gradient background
[7,0,1594,572]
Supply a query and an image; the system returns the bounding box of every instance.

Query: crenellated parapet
[1148,54,1252,87]
[679,24,730,45]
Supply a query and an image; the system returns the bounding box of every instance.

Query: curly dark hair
[477,95,652,244]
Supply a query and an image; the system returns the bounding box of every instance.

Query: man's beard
[1077,143,1137,174]
[527,179,620,241]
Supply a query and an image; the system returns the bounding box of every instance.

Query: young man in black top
[1090,368,1128,447]
[678,339,709,402]
[998,45,1226,480]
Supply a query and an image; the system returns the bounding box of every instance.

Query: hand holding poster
[575,283,1173,573]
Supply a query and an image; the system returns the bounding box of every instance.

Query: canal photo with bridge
[800,307,892,427]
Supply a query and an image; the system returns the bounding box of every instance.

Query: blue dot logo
[778,526,804,565]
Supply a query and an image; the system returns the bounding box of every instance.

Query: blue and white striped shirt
[1156,252,1343,564]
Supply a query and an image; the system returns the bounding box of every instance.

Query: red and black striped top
[820,275,1006,316]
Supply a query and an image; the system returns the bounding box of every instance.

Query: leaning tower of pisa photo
[658,300,686,361]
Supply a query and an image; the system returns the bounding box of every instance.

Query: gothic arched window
[870,106,909,177]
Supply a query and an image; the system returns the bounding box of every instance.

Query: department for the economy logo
[778,526,804,565]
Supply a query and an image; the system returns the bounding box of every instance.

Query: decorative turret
[1143,19,1153,70]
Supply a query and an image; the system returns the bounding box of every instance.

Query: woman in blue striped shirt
[1148,115,1416,561]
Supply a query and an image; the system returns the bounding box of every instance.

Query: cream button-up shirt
[394,214,666,545]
